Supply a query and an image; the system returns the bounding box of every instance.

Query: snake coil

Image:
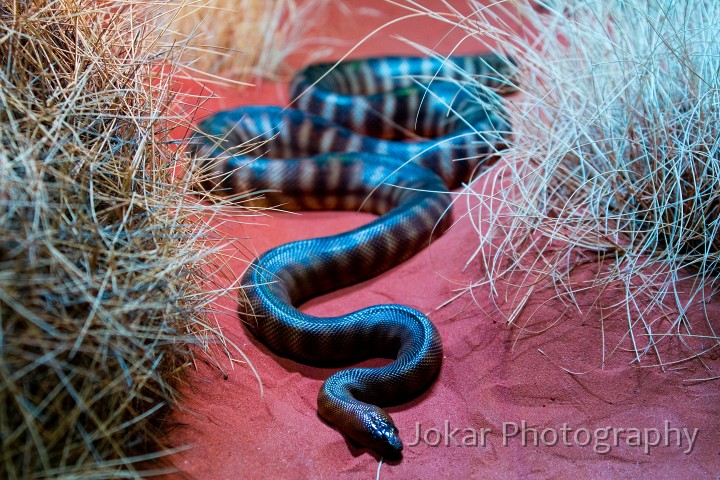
[192,54,512,457]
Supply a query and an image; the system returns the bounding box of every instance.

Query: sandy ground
[163,2,720,478]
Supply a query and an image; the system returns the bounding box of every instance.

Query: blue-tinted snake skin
[192,54,512,457]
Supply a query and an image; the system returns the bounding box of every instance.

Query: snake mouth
[379,432,403,458]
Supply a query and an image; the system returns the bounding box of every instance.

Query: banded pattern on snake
[192,54,512,457]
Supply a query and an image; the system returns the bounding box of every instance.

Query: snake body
[193,54,511,457]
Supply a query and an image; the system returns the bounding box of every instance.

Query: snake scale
[192,54,512,457]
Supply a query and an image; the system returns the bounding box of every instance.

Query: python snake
[192,54,512,457]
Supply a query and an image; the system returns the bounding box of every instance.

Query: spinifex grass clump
[159,0,336,80]
[396,0,720,368]
[0,1,245,477]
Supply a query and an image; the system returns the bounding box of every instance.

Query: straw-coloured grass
[159,0,336,80]
[394,0,720,370]
[0,1,262,477]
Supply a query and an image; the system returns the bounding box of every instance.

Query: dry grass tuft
[395,0,720,370]
[0,1,258,477]
[158,0,337,81]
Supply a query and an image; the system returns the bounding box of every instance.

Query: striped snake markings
[192,54,513,457]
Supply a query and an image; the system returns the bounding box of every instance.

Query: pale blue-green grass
[392,0,720,372]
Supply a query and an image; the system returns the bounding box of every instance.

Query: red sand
[164,2,720,478]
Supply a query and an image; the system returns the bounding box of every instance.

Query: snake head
[362,409,403,458]
[317,386,403,457]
